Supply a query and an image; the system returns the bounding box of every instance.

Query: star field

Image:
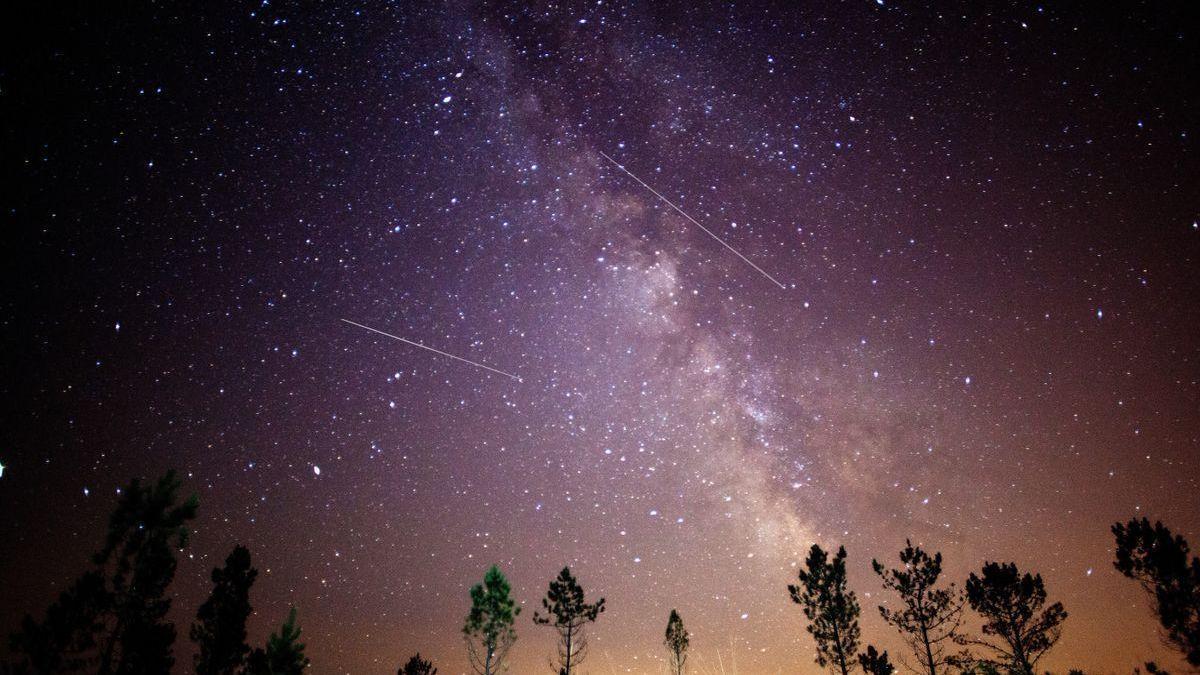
[1,2,1198,674]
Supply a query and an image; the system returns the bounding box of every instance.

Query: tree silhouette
[8,571,109,673]
[960,562,1067,674]
[1112,518,1200,667]
[463,565,520,675]
[532,567,605,675]
[1140,662,1171,675]
[872,541,968,675]
[859,645,895,675]
[244,608,309,675]
[191,545,257,675]
[788,544,861,675]
[663,609,689,675]
[9,470,198,674]
[398,653,437,675]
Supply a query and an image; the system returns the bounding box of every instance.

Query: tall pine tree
[463,565,520,675]
[532,567,605,675]
[1113,518,1200,668]
[9,471,198,675]
[872,541,967,675]
[789,545,861,675]
[191,545,257,675]
[961,562,1067,675]
[663,609,689,675]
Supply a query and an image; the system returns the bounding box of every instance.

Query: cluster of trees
[4,471,1198,675]
[777,518,1200,675]
[408,524,1199,675]
[458,564,608,675]
[3,472,307,675]
[786,541,1066,675]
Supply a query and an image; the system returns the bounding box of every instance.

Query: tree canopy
[1113,518,1200,668]
[961,562,1068,674]
[789,544,861,675]
[463,565,520,675]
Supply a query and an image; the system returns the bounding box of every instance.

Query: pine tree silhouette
[244,608,309,675]
[788,544,861,675]
[462,565,520,675]
[191,545,257,675]
[872,541,969,675]
[398,653,437,675]
[532,567,605,675]
[859,645,895,675]
[1112,518,1200,667]
[663,609,689,675]
[8,571,109,673]
[9,470,198,674]
[960,562,1067,675]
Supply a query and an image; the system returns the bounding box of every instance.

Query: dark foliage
[532,567,606,675]
[398,653,437,675]
[244,608,309,675]
[873,541,968,675]
[960,562,1067,675]
[8,471,198,675]
[788,544,861,675]
[1113,518,1200,667]
[859,645,895,675]
[664,609,689,675]
[192,545,257,675]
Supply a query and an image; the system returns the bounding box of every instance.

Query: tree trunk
[831,623,849,675]
[921,621,936,675]
[564,625,573,675]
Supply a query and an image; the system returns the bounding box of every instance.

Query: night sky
[2,2,1198,674]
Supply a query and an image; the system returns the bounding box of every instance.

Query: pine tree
[191,545,257,675]
[9,471,198,674]
[532,567,605,675]
[960,562,1067,675]
[788,544,861,675]
[1112,518,1200,667]
[463,565,520,675]
[663,609,689,675]
[859,645,895,675]
[398,653,437,675]
[872,541,968,675]
[244,608,309,675]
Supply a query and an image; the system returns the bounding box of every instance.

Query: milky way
[1,3,1198,674]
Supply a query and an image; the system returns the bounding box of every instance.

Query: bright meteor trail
[598,150,788,290]
[340,319,522,382]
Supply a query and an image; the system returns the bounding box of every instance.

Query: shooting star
[340,318,522,382]
[598,150,788,290]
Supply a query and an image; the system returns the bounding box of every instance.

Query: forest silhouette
[3,471,1197,675]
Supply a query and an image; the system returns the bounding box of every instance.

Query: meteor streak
[598,150,788,290]
[340,318,522,382]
